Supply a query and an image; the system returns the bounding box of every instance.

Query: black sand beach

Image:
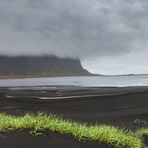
[0,86,148,148]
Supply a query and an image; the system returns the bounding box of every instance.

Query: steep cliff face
[0,56,90,77]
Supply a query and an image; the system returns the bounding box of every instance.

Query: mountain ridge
[0,55,91,78]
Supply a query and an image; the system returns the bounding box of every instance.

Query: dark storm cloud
[0,0,148,58]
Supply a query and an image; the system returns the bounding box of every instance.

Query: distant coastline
[1,73,148,80]
[0,73,93,79]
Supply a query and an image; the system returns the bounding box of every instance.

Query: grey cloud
[0,0,148,58]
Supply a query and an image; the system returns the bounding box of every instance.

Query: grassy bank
[0,113,147,148]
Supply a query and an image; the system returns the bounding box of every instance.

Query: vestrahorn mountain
[0,56,91,78]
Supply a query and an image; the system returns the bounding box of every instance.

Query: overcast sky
[0,0,148,74]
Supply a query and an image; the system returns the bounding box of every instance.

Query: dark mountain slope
[0,56,91,77]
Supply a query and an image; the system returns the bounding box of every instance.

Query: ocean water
[0,75,148,87]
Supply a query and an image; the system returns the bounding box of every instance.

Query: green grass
[136,128,148,138]
[0,113,147,148]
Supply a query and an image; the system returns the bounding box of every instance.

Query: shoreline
[0,74,93,80]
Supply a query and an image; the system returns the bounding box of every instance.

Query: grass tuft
[0,113,147,148]
[136,128,148,138]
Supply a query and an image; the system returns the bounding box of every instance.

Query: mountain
[0,56,91,78]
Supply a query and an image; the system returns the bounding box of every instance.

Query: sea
[0,75,148,87]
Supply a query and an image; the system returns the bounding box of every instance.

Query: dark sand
[0,86,148,148]
[0,131,112,148]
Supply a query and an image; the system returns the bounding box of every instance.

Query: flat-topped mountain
[0,56,91,78]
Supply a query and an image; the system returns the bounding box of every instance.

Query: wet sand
[0,131,112,148]
[0,86,148,147]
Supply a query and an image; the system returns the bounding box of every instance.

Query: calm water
[0,75,148,87]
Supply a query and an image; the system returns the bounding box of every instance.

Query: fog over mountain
[0,0,148,74]
[0,56,90,77]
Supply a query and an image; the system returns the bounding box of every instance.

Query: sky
[0,0,148,75]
